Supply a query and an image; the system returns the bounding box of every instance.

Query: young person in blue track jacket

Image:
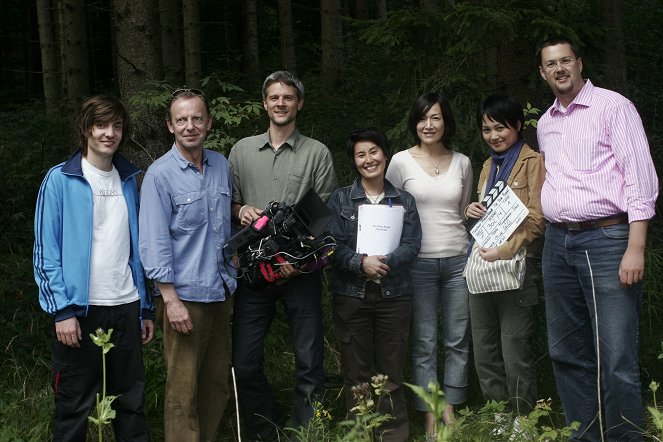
[33,95,154,442]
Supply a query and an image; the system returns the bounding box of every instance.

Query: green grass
[0,278,663,442]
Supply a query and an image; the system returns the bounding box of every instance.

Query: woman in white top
[386,92,473,437]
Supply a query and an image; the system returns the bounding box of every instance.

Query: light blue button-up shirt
[139,144,236,302]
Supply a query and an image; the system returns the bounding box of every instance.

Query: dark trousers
[469,286,537,414]
[333,282,411,442]
[232,272,325,440]
[51,301,149,442]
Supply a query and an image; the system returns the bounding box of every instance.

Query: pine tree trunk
[159,0,184,87]
[243,0,260,87]
[36,0,62,117]
[354,0,369,19]
[58,0,89,112]
[600,0,627,94]
[376,0,387,20]
[113,0,168,171]
[320,0,343,91]
[420,0,440,12]
[183,0,201,87]
[278,0,297,74]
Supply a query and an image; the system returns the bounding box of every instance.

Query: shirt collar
[549,79,593,116]
[349,178,401,200]
[61,150,140,181]
[170,143,211,170]
[258,128,301,151]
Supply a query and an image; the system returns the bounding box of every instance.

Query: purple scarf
[485,140,524,192]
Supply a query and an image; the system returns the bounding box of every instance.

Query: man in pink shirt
[537,37,658,441]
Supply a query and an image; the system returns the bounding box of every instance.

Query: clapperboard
[469,180,529,248]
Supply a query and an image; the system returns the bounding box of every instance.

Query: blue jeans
[409,255,470,408]
[543,224,643,442]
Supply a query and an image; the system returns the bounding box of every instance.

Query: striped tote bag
[464,243,526,294]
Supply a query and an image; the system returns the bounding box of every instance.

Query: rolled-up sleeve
[139,171,175,283]
[611,102,658,222]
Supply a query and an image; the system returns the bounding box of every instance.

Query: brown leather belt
[552,213,628,231]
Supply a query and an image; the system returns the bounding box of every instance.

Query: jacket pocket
[336,330,352,344]
[287,174,312,201]
[340,206,358,223]
[510,175,529,205]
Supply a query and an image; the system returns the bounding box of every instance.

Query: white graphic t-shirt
[82,158,139,306]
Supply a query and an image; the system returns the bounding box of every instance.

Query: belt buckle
[565,222,581,231]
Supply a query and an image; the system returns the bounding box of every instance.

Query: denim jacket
[326,179,422,298]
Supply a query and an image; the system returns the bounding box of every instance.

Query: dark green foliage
[129,76,263,157]
[2,0,663,439]
[0,105,73,256]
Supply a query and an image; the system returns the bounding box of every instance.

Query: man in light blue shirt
[139,88,236,441]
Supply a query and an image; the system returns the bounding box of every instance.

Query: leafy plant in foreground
[286,400,334,441]
[405,381,453,441]
[645,342,663,441]
[336,374,394,442]
[88,328,118,442]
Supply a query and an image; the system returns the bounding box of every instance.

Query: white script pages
[356,204,405,255]
[470,181,528,248]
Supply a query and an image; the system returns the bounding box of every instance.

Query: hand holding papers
[470,181,528,248]
[356,204,405,255]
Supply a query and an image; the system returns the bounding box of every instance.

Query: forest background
[1,0,662,440]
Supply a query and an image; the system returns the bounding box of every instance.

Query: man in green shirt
[228,71,337,440]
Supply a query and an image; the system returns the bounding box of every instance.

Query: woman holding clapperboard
[326,127,421,441]
[464,95,546,423]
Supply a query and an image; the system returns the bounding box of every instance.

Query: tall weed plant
[645,343,663,441]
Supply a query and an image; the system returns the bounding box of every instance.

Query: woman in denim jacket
[327,127,421,442]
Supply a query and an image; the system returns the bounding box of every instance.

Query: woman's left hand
[465,202,486,219]
[478,247,500,262]
[363,255,390,279]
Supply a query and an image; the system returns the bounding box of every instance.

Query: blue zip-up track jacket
[33,151,153,322]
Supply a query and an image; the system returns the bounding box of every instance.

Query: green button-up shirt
[228,129,337,209]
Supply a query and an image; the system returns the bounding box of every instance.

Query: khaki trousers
[157,297,232,442]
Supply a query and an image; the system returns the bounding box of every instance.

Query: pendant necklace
[430,156,442,174]
[424,147,445,175]
[365,186,384,204]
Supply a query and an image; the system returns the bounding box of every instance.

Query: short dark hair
[346,127,390,173]
[536,36,581,65]
[407,92,456,147]
[262,71,305,101]
[167,88,210,122]
[476,95,525,138]
[77,95,129,155]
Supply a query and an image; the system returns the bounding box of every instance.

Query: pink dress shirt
[537,80,658,223]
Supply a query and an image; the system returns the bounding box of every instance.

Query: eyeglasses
[542,57,576,71]
[171,87,205,97]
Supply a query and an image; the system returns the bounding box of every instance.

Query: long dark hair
[407,91,456,146]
